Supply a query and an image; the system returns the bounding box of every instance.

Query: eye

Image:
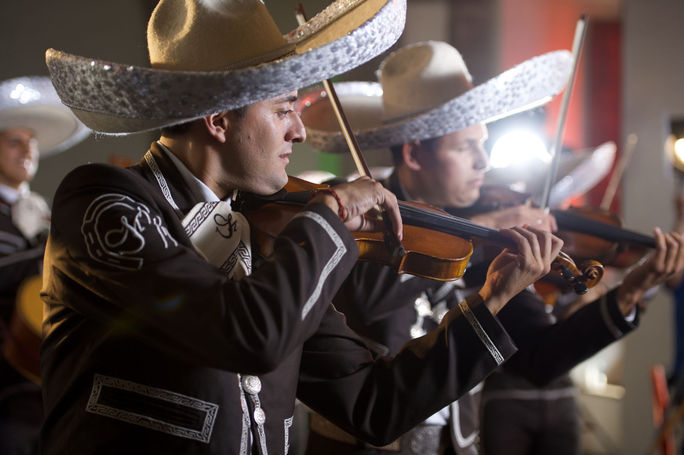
[277,109,294,119]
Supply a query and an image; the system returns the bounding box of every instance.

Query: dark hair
[389,136,441,165]
[160,105,250,136]
[161,120,195,136]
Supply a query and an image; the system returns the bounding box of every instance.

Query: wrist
[478,286,506,315]
[308,189,346,222]
[617,285,643,316]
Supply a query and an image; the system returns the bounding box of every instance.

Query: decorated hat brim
[0,105,91,157]
[45,0,406,135]
[0,76,90,156]
[298,50,572,154]
[484,141,616,206]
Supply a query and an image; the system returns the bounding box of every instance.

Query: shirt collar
[0,182,29,204]
[156,142,221,203]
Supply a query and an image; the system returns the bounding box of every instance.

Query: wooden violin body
[241,177,473,282]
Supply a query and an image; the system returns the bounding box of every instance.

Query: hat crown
[380,41,473,119]
[148,0,288,71]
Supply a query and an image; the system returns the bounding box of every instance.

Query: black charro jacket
[40,143,516,455]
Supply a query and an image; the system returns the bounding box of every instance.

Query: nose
[472,143,488,171]
[286,112,306,143]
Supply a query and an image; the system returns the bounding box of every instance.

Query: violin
[460,184,655,266]
[238,176,602,293]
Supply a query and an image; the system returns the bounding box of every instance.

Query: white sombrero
[484,141,617,207]
[0,76,90,157]
[45,0,407,135]
[297,41,572,153]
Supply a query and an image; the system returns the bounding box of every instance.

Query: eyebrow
[275,94,298,104]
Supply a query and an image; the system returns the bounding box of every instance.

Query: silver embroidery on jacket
[237,374,251,455]
[457,300,504,365]
[284,416,294,455]
[82,193,178,270]
[293,211,347,319]
[238,374,268,454]
[144,151,180,211]
[85,374,218,443]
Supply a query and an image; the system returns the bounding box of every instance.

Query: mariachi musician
[298,41,684,455]
[0,76,89,455]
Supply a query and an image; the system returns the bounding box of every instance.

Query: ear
[202,112,230,143]
[402,141,423,171]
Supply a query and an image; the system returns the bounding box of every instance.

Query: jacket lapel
[135,142,201,218]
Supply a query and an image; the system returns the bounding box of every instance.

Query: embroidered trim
[221,240,252,277]
[238,373,268,455]
[450,400,478,448]
[237,374,250,455]
[600,296,623,338]
[184,201,219,237]
[237,374,251,455]
[293,211,347,319]
[86,374,218,443]
[284,416,294,455]
[144,151,180,211]
[250,393,268,455]
[457,300,504,365]
[81,193,178,270]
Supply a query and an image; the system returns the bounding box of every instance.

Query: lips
[469,177,484,187]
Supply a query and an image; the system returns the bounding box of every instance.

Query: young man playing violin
[299,40,684,455]
[39,3,569,454]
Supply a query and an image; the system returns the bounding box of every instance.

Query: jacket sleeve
[43,164,359,374]
[0,216,43,299]
[297,292,517,446]
[496,288,637,385]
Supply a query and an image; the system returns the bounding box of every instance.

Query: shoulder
[58,163,144,191]
[54,163,157,206]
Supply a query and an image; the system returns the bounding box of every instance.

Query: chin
[252,174,289,196]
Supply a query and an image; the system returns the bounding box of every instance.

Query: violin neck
[551,209,656,248]
[398,202,513,246]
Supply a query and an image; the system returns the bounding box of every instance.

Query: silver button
[242,375,262,394]
[254,407,266,425]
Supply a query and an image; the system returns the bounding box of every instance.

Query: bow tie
[182,201,252,280]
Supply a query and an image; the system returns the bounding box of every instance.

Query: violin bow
[599,133,638,210]
[295,5,405,257]
[539,15,588,209]
[295,5,371,177]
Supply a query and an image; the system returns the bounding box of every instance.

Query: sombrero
[297,40,572,153]
[0,76,90,157]
[45,0,407,135]
[484,141,617,207]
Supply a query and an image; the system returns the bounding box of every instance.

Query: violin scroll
[551,252,604,294]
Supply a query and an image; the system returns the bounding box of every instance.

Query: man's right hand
[309,177,403,240]
[478,226,564,314]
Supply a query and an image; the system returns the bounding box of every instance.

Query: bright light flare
[675,138,684,164]
[489,130,550,169]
